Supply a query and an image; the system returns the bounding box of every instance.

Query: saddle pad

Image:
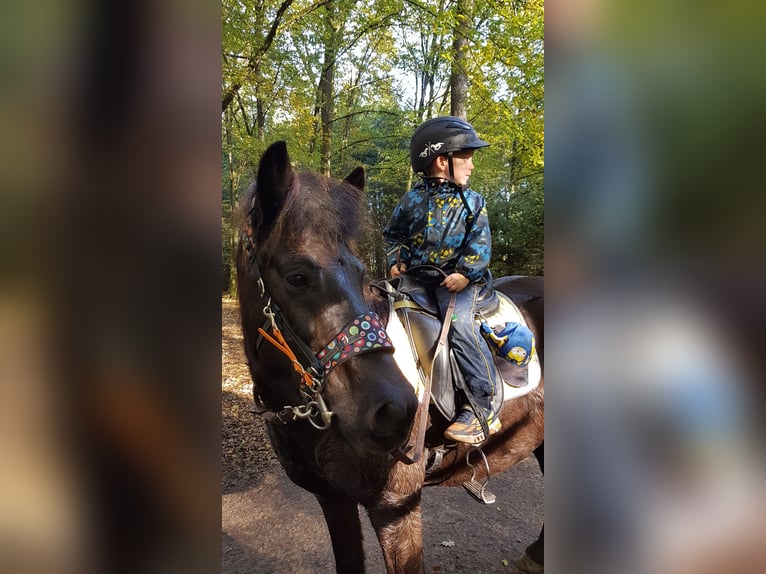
[386,292,541,406]
[480,293,542,400]
[385,299,426,402]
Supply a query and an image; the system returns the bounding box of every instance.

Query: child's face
[450,150,475,186]
[430,149,475,186]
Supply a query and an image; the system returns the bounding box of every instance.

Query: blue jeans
[433,283,498,413]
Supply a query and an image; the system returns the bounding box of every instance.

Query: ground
[222,297,544,573]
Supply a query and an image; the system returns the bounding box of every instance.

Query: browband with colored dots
[316,312,394,372]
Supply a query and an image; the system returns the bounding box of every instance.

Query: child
[384,116,500,444]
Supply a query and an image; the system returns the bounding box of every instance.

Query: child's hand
[391,263,407,277]
[441,273,469,292]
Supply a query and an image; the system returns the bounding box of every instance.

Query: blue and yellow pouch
[479,321,535,367]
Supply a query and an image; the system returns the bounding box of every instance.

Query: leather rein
[241,216,394,431]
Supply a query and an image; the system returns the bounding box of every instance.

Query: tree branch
[331,109,401,124]
[401,0,438,17]
[332,134,403,156]
[510,169,544,186]
[222,0,295,113]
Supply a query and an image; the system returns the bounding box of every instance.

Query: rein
[242,216,394,431]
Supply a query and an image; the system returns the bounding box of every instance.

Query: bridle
[241,215,394,431]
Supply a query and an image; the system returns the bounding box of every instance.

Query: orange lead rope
[258,326,318,391]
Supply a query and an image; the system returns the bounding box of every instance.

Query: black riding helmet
[409,116,489,174]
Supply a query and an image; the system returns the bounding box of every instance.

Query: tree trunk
[509,138,520,194]
[319,54,334,175]
[224,109,239,297]
[450,0,473,119]
[317,2,342,176]
[228,229,238,298]
[254,62,265,142]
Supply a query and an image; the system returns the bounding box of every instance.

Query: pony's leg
[518,442,545,573]
[534,440,544,474]
[367,489,425,574]
[315,493,365,574]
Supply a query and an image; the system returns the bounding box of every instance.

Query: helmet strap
[447,151,456,184]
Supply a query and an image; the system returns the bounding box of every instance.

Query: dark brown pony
[236,142,544,573]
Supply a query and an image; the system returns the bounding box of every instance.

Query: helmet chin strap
[447,151,457,186]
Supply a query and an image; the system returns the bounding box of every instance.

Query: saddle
[379,267,534,424]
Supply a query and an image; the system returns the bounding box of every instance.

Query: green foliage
[489,176,545,276]
[222,0,544,292]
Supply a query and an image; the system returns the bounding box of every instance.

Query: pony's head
[236,142,417,455]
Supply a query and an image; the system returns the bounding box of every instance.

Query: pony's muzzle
[367,394,416,447]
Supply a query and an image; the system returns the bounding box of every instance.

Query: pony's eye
[286,274,308,287]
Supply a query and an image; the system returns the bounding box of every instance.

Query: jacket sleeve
[383,197,412,268]
[456,196,491,283]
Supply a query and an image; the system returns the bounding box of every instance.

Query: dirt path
[222,298,543,573]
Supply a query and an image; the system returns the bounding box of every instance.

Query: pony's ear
[253,141,294,240]
[334,167,366,240]
[344,167,365,192]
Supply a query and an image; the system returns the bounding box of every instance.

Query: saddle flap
[393,305,456,418]
[394,274,439,315]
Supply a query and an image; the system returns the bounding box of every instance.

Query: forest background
[222,0,544,295]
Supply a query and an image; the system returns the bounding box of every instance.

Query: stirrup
[462,446,496,504]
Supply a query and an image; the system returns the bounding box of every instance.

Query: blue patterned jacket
[383,179,492,283]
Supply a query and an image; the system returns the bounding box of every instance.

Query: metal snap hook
[262,298,277,329]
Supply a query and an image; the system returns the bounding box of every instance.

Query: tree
[221,0,545,293]
[221,0,295,119]
[450,0,473,118]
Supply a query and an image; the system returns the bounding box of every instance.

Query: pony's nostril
[369,401,406,439]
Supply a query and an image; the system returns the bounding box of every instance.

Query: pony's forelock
[259,171,364,260]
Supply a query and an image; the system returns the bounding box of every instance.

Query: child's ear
[425,155,450,177]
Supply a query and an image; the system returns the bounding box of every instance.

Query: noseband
[242,220,394,430]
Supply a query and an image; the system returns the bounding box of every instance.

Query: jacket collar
[418,178,463,194]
